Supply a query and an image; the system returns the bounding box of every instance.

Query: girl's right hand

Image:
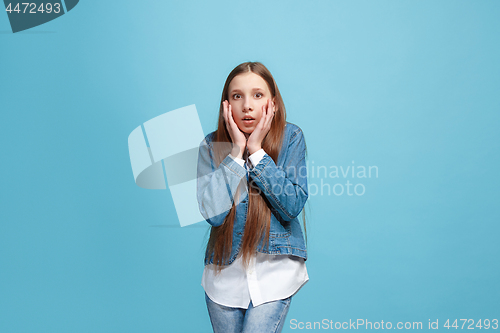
[222,100,246,159]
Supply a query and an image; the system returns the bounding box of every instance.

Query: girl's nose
[243,100,253,111]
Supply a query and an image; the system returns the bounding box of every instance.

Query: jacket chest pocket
[269,230,291,247]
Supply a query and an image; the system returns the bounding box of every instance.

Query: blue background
[1,1,499,332]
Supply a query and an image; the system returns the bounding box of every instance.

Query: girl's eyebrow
[230,88,264,94]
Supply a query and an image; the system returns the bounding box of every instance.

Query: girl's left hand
[247,99,275,155]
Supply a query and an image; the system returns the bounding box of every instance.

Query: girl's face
[227,72,275,134]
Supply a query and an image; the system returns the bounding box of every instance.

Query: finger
[265,101,272,123]
[223,101,230,129]
[224,102,234,141]
[264,107,274,131]
[229,105,235,126]
[263,100,273,128]
[228,107,239,132]
[228,103,236,128]
[223,101,228,122]
[254,105,265,130]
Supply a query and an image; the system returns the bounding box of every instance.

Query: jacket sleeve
[248,129,309,222]
[196,137,248,227]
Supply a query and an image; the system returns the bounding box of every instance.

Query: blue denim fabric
[197,122,308,266]
[205,292,291,333]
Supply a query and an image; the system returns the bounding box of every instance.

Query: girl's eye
[255,92,263,98]
[232,94,241,99]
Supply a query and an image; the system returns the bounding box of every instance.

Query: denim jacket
[197,122,308,266]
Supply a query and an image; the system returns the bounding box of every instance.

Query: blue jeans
[205,292,292,333]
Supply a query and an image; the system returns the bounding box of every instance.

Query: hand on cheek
[222,100,247,158]
[247,99,275,155]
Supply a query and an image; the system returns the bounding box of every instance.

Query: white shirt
[201,148,309,309]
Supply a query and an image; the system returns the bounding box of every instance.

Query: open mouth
[242,117,255,125]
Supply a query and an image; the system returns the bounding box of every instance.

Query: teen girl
[197,61,309,333]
